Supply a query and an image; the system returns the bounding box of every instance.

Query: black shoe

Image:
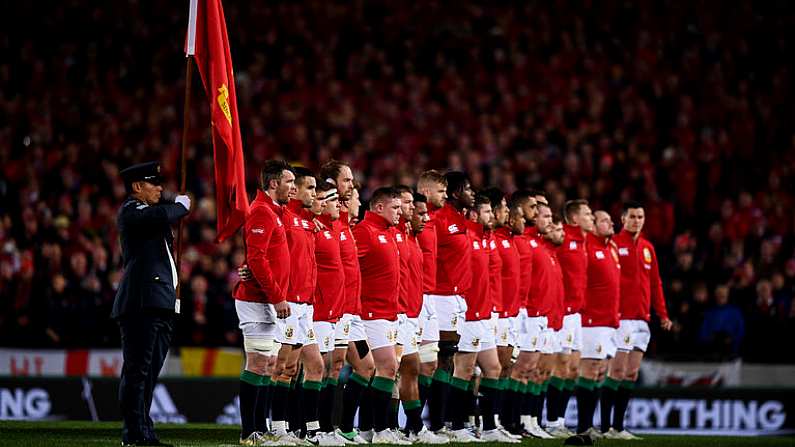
[122,440,173,447]
[563,434,594,446]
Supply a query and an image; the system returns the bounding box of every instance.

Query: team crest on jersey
[448,224,459,234]
[643,247,652,264]
[284,326,294,339]
[377,234,388,244]
[595,250,605,259]
[569,241,578,250]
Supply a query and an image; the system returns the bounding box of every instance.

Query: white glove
[175,194,191,211]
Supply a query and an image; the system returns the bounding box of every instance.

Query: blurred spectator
[699,284,745,359]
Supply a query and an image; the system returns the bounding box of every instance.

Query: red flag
[187,0,249,242]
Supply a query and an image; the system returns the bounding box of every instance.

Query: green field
[0,422,792,447]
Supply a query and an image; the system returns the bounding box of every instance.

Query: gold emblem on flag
[217,84,232,125]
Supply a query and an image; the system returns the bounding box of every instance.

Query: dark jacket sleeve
[120,202,188,229]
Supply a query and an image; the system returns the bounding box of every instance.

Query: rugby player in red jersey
[415,171,448,427]
[545,200,593,437]
[233,160,294,446]
[352,187,410,445]
[569,210,621,442]
[607,201,671,440]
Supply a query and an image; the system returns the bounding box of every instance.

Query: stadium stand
[1,0,794,363]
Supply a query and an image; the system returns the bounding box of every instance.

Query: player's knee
[419,342,439,364]
[482,363,501,379]
[281,361,299,378]
[626,369,639,382]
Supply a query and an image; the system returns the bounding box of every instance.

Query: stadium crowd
[1,0,794,363]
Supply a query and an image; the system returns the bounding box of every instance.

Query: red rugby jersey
[395,218,424,317]
[353,211,400,321]
[486,230,503,314]
[313,214,345,322]
[494,226,521,318]
[613,230,669,321]
[417,217,438,294]
[464,221,491,321]
[526,233,556,320]
[432,203,472,296]
[558,224,588,314]
[233,191,290,304]
[581,232,620,328]
[338,211,361,316]
[515,228,534,309]
[284,199,317,304]
[543,240,565,331]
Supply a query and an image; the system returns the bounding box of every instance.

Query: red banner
[189,0,249,241]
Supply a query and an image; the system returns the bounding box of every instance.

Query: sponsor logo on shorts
[284,326,294,339]
[567,333,573,343]
[308,329,316,341]
[531,337,538,347]
[596,344,603,354]
[471,338,480,347]
[387,329,398,343]
[624,335,631,344]
[323,336,331,348]
[343,323,350,335]
[451,315,458,328]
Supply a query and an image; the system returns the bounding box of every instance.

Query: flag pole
[175,56,192,301]
[176,0,198,301]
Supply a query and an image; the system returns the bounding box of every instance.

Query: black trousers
[118,311,174,443]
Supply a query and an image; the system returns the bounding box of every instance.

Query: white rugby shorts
[418,294,440,343]
[558,313,583,352]
[519,314,548,353]
[364,318,399,350]
[427,294,466,332]
[615,319,651,352]
[458,319,497,353]
[581,326,617,360]
[276,302,317,346]
[314,321,336,353]
[397,314,420,355]
[235,300,277,343]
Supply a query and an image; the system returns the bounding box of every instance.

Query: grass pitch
[0,421,792,447]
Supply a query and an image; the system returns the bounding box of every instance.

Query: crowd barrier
[0,376,793,436]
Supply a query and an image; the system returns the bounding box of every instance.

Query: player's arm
[246,212,287,304]
[650,244,672,330]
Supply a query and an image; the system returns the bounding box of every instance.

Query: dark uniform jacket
[111,196,189,319]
